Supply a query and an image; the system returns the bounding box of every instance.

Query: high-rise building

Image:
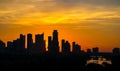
[62,39,70,55]
[0,40,5,53]
[20,34,25,49]
[72,42,75,51]
[72,42,81,54]
[65,41,70,54]
[27,33,33,54]
[92,47,99,54]
[7,41,13,54]
[12,39,20,54]
[87,49,91,54]
[35,34,41,48]
[112,48,120,56]
[53,30,58,42]
[7,41,13,50]
[44,40,46,52]
[35,33,46,54]
[0,40,5,48]
[11,34,26,54]
[52,30,59,54]
[48,36,52,53]
[62,39,65,53]
[48,30,59,54]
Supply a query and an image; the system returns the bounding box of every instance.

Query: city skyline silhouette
[0,30,120,71]
[0,30,120,56]
[0,0,120,70]
[0,29,120,53]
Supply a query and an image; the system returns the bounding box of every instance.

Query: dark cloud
[55,0,120,7]
[0,0,120,13]
[0,0,15,3]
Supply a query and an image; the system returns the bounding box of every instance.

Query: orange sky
[0,0,120,52]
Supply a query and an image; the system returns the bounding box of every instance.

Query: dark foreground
[0,54,120,71]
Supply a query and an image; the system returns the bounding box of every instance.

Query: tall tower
[19,34,25,54]
[62,39,70,55]
[48,36,52,53]
[62,39,65,53]
[72,42,81,54]
[11,34,25,54]
[112,48,120,56]
[52,30,59,54]
[27,33,33,54]
[20,34,25,49]
[39,33,46,53]
[0,40,5,53]
[92,47,99,54]
[35,33,46,54]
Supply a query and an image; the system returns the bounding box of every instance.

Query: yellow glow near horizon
[12,8,120,25]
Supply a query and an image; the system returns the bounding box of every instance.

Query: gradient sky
[0,0,120,52]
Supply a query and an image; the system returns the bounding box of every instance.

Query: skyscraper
[35,33,46,54]
[0,40,5,53]
[7,41,13,49]
[7,41,13,54]
[11,34,25,54]
[48,36,52,53]
[12,39,20,54]
[27,33,33,54]
[0,40,5,48]
[62,39,65,53]
[52,30,59,54]
[72,42,81,54]
[112,48,120,56]
[92,47,99,54]
[20,34,25,49]
[62,39,70,55]
[72,42,76,52]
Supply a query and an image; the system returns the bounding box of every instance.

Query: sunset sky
[0,0,120,52]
